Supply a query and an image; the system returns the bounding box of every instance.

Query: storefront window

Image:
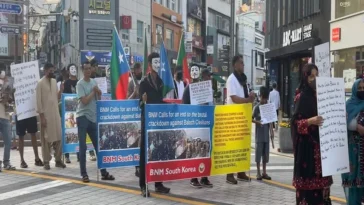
[335,0,364,18]
[333,46,364,93]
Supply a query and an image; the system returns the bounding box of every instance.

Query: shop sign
[332,27,341,42]
[89,0,111,15]
[255,37,262,45]
[283,24,312,47]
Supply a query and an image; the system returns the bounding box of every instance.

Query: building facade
[152,0,182,69]
[330,0,364,93]
[119,0,151,65]
[265,0,331,118]
[206,0,231,77]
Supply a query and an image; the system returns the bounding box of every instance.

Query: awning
[212,74,226,84]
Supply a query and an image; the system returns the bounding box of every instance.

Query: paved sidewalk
[1,147,343,205]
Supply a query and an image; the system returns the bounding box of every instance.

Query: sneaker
[190,179,203,188]
[65,158,71,164]
[35,159,44,167]
[141,188,150,197]
[226,174,238,185]
[82,175,90,183]
[55,161,66,168]
[20,161,28,168]
[256,174,262,180]
[44,164,50,170]
[3,164,16,170]
[155,185,170,194]
[135,168,140,177]
[262,174,272,180]
[200,178,213,188]
[237,172,251,182]
[89,155,96,161]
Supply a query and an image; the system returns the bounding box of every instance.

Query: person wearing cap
[182,66,213,188]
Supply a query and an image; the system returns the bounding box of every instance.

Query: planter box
[278,127,293,153]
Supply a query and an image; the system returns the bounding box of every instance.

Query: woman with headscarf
[342,78,364,204]
[291,64,333,205]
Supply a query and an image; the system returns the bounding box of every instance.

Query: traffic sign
[0,26,21,34]
[0,3,23,15]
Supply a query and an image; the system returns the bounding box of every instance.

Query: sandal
[82,175,90,183]
[101,173,115,180]
[21,161,28,168]
[35,159,44,167]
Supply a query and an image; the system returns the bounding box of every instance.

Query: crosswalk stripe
[0,180,71,201]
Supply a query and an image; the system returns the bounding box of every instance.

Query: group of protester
[5,50,363,204]
[99,123,140,150]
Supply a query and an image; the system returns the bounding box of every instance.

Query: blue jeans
[0,118,11,166]
[76,116,106,177]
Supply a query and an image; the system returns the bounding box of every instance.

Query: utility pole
[229,0,235,75]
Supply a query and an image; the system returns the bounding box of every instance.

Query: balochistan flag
[159,42,175,97]
[110,27,131,100]
[143,27,149,76]
[177,32,191,84]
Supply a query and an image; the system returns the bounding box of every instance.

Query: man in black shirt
[139,52,170,197]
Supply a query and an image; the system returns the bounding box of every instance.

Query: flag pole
[113,25,136,87]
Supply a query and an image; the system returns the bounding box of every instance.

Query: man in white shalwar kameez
[36,63,66,170]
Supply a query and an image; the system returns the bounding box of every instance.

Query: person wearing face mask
[139,52,170,197]
[127,63,142,177]
[226,55,255,184]
[291,64,332,205]
[341,78,364,204]
[0,70,16,171]
[182,68,213,188]
[36,63,66,170]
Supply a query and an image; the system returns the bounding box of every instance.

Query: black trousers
[139,117,162,189]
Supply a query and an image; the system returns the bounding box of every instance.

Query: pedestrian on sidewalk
[225,55,255,185]
[36,63,66,170]
[268,83,280,130]
[14,106,43,168]
[76,61,115,183]
[182,67,213,188]
[342,78,364,204]
[139,53,171,197]
[127,63,143,177]
[252,86,273,181]
[0,69,16,171]
[291,64,332,205]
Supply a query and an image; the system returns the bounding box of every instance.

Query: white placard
[259,103,278,124]
[189,80,213,105]
[315,42,330,77]
[316,77,349,176]
[94,77,107,94]
[343,69,356,89]
[11,61,40,121]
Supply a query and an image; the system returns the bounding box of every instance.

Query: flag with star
[110,27,131,100]
[159,42,175,97]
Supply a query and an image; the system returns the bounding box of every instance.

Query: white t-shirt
[269,89,280,110]
[226,74,245,105]
[175,81,185,100]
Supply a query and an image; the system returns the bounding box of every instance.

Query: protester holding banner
[342,78,364,204]
[36,63,66,170]
[76,62,115,183]
[252,86,273,181]
[139,53,170,197]
[0,69,16,171]
[127,63,143,177]
[225,55,255,184]
[182,67,213,188]
[291,64,332,205]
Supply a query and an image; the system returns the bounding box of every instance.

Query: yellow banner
[210,104,252,175]
[86,134,92,144]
